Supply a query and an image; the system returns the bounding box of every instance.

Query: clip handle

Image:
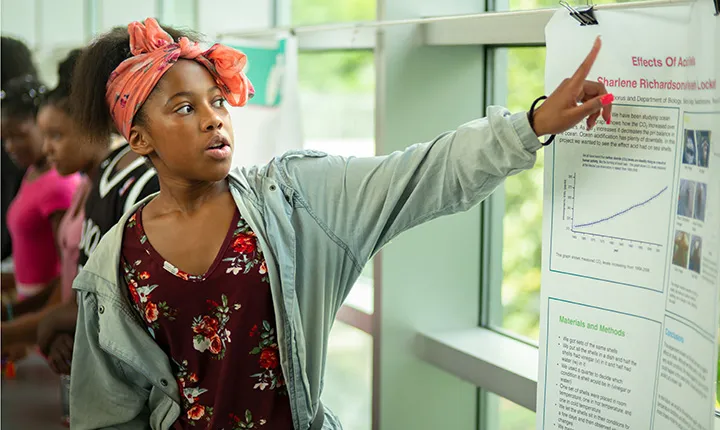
[559,1,599,26]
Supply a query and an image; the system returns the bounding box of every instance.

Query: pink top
[6,167,80,290]
[57,176,90,301]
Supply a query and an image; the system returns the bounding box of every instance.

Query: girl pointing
[69,18,611,430]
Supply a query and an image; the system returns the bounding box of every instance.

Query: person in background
[1,50,85,365]
[1,37,37,296]
[68,19,612,429]
[1,74,80,324]
[35,39,161,373]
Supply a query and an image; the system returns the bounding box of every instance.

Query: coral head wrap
[106,17,254,140]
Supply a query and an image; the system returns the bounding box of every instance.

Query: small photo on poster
[688,235,702,274]
[693,182,707,222]
[695,130,711,168]
[672,230,690,268]
[677,179,695,218]
[682,130,697,166]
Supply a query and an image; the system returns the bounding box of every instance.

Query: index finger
[571,36,602,84]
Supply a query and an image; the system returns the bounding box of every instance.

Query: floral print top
[121,205,293,429]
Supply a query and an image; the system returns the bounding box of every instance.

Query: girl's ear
[128,126,154,156]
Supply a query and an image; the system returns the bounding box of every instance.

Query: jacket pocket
[149,385,180,430]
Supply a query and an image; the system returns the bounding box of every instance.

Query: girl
[69,18,612,430]
[1,36,37,266]
[1,50,87,356]
[1,74,80,316]
[33,42,163,367]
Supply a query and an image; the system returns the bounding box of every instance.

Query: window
[487,46,546,343]
[321,322,373,430]
[486,393,536,430]
[291,0,375,26]
[298,51,375,158]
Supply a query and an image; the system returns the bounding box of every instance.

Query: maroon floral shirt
[121,206,293,429]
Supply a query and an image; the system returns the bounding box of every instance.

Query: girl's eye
[176,105,193,115]
[212,98,226,108]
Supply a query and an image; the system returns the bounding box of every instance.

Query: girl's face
[37,105,89,176]
[1,114,45,169]
[129,60,235,183]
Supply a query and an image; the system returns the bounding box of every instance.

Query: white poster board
[539,3,719,429]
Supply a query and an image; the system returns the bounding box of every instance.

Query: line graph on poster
[561,173,670,252]
[550,170,671,290]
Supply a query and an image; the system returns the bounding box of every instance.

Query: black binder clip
[560,1,599,26]
[713,0,719,16]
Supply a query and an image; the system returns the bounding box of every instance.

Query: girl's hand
[531,36,613,136]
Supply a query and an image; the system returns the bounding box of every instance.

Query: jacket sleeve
[70,291,151,430]
[279,106,541,301]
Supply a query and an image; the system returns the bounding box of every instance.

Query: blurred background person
[1,49,84,428]
[35,30,161,377]
[2,50,85,357]
[1,36,37,300]
[1,70,80,324]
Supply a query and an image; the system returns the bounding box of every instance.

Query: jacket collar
[73,168,253,296]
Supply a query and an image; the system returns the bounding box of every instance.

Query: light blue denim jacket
[69,106,541,430]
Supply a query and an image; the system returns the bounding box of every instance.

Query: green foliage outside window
[500,47,546,343]
[292,0,374,26]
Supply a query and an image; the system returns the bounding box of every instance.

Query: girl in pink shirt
[1,54,85,427]
[1,75,80,305]
[1,52,86,346]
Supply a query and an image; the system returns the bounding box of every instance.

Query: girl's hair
[44,49,83,111]
[0,74,47,120]
[69,24,202,141]
[1,36,37,88]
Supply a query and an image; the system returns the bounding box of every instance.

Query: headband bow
[106,18,254,140]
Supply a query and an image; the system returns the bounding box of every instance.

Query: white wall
[197,0,273,40]
[0,0,273,85]
[95,0,159,32]
[1,0,38,47]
